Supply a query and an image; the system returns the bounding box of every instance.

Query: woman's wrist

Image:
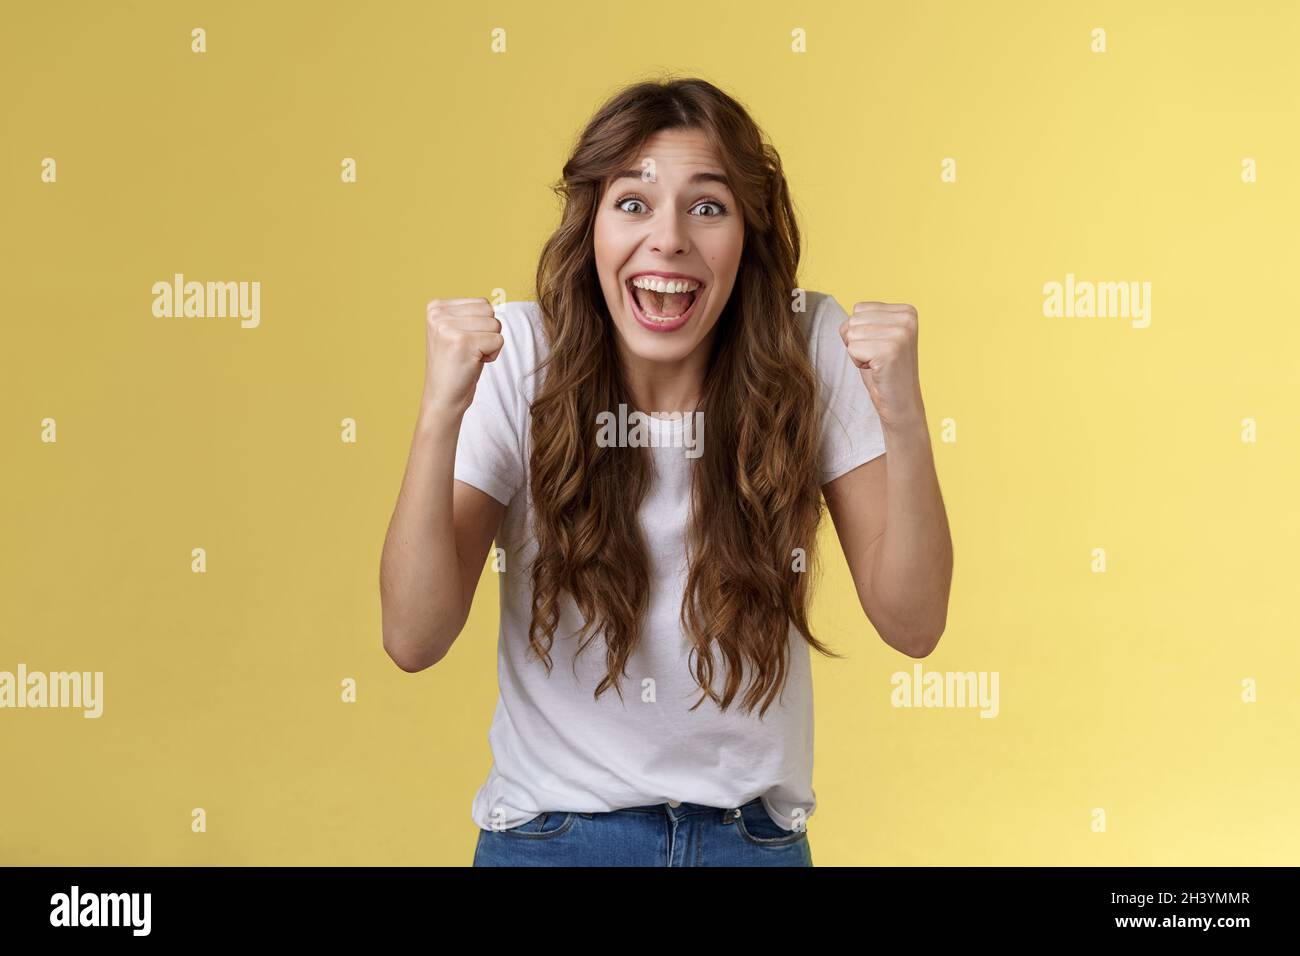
[881,413,931,451]
[415,402,465,441]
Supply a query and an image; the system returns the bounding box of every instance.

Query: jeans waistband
[610,797,762,820]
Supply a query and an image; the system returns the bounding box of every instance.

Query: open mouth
[625,276,703,332]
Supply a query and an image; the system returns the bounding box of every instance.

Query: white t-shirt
[454,291,887,831]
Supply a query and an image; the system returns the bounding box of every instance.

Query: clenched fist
[423,298,505,418]
[838,301,926,432]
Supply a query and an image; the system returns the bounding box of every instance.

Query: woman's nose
[648,213,690,255]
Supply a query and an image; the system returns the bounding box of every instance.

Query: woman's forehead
[640,133,722,174]
[606,132,730,191]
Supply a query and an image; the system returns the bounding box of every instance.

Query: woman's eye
[614,197,727,216]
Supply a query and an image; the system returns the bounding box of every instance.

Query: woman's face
[593,127,744,370]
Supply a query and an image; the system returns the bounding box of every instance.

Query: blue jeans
[472,797,813,867]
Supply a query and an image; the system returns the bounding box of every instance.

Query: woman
[379,77,953,867]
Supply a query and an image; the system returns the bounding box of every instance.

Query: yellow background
[2,0,1297,865]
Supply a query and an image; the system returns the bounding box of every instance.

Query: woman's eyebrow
[611,169,731,189]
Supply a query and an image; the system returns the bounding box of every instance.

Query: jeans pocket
[499,811,577,840]
[733,800,807,847]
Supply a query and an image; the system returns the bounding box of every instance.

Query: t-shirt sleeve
[452,302,535,507]
[810,292,888,485]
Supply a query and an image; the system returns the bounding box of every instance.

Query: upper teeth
[631,276,701,294]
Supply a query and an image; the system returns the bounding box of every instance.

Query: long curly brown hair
[526,76,842,718]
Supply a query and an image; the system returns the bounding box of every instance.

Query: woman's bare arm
[826,300,953,656]
[823,428,952,658]
[379,409,504,671]
[378,298,507,672]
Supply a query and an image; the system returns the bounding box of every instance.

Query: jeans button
[667,799,681,808]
